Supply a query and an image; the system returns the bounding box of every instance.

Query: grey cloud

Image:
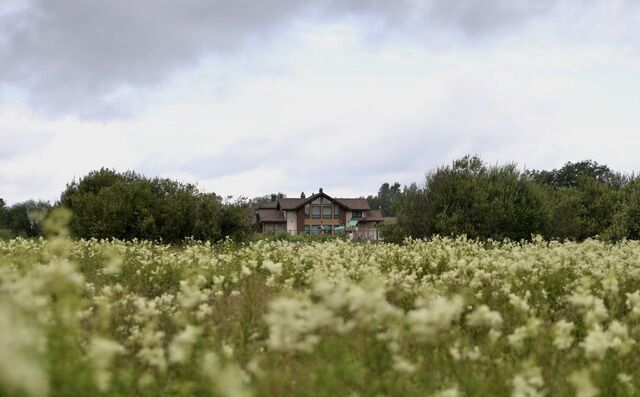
[0,128,52,160]
[0,172,56,204]
[137,126,458,193]
[427,0,554,35]
[139,133,309,179]
[0,0,575,118]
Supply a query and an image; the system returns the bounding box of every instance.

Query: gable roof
[256,200,278,210]
[277,192,371,211]
[359,208,383,221]
[256,209,285,222]
[333,198,370,210]
[278,197,307,210]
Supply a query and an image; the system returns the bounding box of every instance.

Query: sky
[1,0,639,204]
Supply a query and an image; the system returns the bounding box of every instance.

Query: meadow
[2,228,640,396]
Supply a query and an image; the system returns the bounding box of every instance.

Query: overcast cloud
[1,0,639,203]
[0,0,587,116]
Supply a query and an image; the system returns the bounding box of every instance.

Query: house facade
[255,188,387,240]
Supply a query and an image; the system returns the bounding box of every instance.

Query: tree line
[370,156,640,243]
[1,169,255,242]
[0,199,52,239]
[2,158,639,243]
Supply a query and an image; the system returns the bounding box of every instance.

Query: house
[255,188,386,240]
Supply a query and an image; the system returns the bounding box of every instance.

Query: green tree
[367,182,401,216]
[526,160,627,189]
[391,156,550,241]
[59,168,249,242]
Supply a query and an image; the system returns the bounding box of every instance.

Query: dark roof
[277,192,370,211]
[334,198,370,210]
[256,201,278,209]
[256,209,285,222]
[278,197,307,210]
[358,209,383,222]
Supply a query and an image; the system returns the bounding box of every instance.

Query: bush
[389,155,636,243]
[59,169,253,243]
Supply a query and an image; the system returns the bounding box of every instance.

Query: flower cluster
[1,235,640,396]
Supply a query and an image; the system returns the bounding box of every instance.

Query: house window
[304,225,310,234]
[312,197,322,205]
[352,211,363,219]
[312,205,321,219]
[305,204,310,219]
[334,206,340,219]
[322,205,332,218]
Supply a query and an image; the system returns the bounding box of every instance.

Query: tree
[391,156,550,241]
[367,182,401,216]
[59,168,243,242]
[526,160,626,189]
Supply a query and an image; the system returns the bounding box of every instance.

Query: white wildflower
[607,320,634,356]
[88,337,125,392]
[625,291,640,319]
[168,325,201,364]
[512,365,545,397]
[466,305,503,330]
[406,295,464,340]
[569,369,599,397]
[581,325,610,360]
[552,320,575,350]
[262,260,283,276]
[602,273,619,295]
[509,292,531,314]
[431,385,462,397]
[392,355,417,374]
[265,297,334,352]
[202,352,252,397]
[0,304,49,397]
[617,373,632,386]
[507,318,541,350]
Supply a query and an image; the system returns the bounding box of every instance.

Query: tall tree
[59,168,252,242]
[367,182,401,216]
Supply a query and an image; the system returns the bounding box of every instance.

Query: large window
[305,204,310,219]
[334,206,340,219]
[312,205,321,219]
[352,210,363,219]
[322,205,332,218]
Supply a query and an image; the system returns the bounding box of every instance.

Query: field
[2,232,640,396]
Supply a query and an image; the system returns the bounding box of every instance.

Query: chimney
[319,187,323,194]
[300,192,306,199]
[270,194,277,202]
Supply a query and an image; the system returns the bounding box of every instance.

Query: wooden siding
[296,207,305,232]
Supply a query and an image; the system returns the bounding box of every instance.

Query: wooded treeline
[2,157,639,242]
[1,169,255,242]
[369,156,640,242]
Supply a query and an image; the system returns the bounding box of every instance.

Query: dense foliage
[0,199,51,239]
[59,169,254,243]
[366,182,401,216]
[377,156,640,243]
[2,158,638,243]
[3,227,640,396]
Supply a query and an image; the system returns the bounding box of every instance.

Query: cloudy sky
[1,0,639,204]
